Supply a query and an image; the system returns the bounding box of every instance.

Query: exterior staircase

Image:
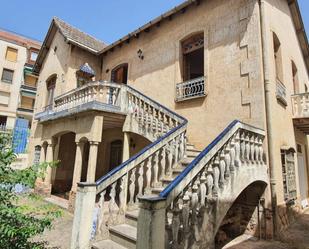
[92,143,201,249]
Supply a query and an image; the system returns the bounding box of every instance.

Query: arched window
[273,32,283,82]
[181,33,204,81]
[291,61,299,94]
[111,63,128,84]
[46,74,56,110]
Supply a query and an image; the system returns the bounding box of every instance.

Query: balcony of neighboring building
[291,92,309,134]
[17,94,35,117]
[21,66,38,92]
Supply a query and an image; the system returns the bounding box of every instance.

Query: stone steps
[93,142,201,249]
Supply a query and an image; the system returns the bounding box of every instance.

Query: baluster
[200,172,207,207]
[152,151,160,187]
[182,191,190,248]
[235,131,241,168]
[154,109,159,135]
[159,146,166,181]
[240,131,245,163]
[206,167,214,198]
[128,168,136,207]
[108,182,117,224]
[230,138,236,173]
[166,142,173,178]
[191,183,199,226]
[118,177,126,223]
[250,134,255,165]
[259,137,264,164]
[171,199,181,247]
[212,157,220,196]
[254,136,259,164]
[96,190,108,239]
[144,103,149,128]
[179,132,185,159]
[136,164,144,202]
[245,132,250,164]
[145,158,152,194]
[219,152,226,188]
[224,144,231,178]
[174,136,179,164]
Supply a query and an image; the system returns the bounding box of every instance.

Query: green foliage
[0,132,60,249]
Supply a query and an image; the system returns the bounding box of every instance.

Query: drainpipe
[259,0,277,237]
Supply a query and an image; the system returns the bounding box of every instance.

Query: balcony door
[109,140,123,171]
[111,64,128,84]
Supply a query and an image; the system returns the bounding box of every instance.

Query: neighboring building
[29,0,309,248]
[0,29,41,129]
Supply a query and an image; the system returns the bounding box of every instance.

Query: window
[291,61,299,94]
[273,32,283,82]
[281,149,297,202]
[182,33,204,81]
[5,47,18,62]
[30,51,38,62]
[46,75,56,109]
[1,68,14,83]
[20,96,35,110]
[0,91,10,105]
[111,63,128,84]
[24,74,38,87]
[0,115,7,127]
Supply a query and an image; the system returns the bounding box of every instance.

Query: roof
[0,29,41,49]
[288,0,309,75]
[34,17,106,73]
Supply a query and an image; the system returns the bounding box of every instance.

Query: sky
[0,0,308,44]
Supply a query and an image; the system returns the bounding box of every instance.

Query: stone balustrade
[291,92,309,118]
[54,81,121,112]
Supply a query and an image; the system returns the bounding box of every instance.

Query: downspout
[259,0,277,237]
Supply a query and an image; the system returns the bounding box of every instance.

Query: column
[122,132,130,162]
[87,141,99,182]
[136,197,166,249]
[44,143,53,185]
[71,141,85,192]
[39,145,46,163]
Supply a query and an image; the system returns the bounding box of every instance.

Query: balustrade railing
[276,79,287,105]
[156,120,265,247]
[175,76,206,102]
[54,81,122,113]
[291,92,309,118]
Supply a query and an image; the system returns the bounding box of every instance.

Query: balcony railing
[276,79,287,105]
[175,76,206,102]
[291,92,309,118]
[35,81,126,121]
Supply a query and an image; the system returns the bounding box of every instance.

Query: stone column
[70,184,96,249]
[136,197,166,249]
[39,145,46,163]
[69,141,85,212]
[122,132,130,162]
[44,143,54,185]
[87,141,99,182]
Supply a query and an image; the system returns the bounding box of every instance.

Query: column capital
[89,141,100,146]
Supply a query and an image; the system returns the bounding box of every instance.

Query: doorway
[297,144,309,208]
[109,140,123,171]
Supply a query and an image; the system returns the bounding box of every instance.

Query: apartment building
[29,0,309,248]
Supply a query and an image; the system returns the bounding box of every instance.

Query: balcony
[35,81,127,122]
[291,92,309,134]
[276,79,287,106]
[20,84,37,93]
[175,76,206,102]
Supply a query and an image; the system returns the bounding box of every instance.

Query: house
[29,0,309,248]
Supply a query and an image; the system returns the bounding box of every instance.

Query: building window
[46,75,56,110]
[30,51,38,62]
[0,115,7,127]
[111,63,128,84]
[291,61,299,94]
[181,33,204,81]
[273,32,283,83]
[1,68,14,83]
[0,91,10,106]
[281,149,297,202]
[5,47,18,62]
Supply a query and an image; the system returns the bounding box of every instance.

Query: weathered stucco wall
[101,0,266,150]
[263,0,309,206]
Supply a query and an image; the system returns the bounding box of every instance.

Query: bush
[0,132,59,249]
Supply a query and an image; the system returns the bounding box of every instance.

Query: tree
[0,132,59,249]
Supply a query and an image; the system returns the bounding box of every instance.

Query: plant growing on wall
[0,132,60,249]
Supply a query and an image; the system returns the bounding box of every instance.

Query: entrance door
[109,140,123,171]
[297,144,309,208]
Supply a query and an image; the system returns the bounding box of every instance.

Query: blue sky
[0,0,308,44]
